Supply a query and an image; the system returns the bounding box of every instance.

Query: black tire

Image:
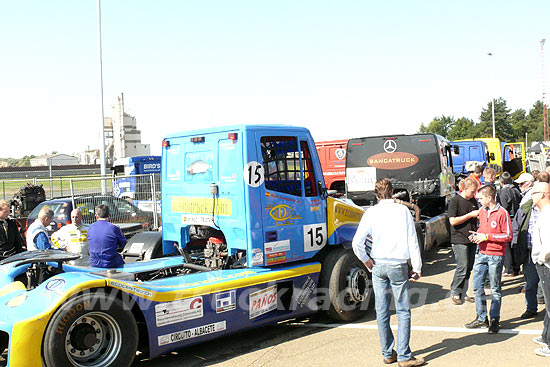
[415,222,425,262]
[43,291,138,367]
[319,248,372,322]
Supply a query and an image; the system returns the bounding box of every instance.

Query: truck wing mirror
[453,145,459,155]
[490,153,495,160]
[318,181,328,198]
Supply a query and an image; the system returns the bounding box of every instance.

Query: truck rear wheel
[320,248,372,322]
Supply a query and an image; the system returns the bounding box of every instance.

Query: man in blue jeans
[466,184,512,334]
[352,178,424,367]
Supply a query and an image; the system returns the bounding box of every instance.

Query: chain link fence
[2,174,160,229]
[68,174,160,229]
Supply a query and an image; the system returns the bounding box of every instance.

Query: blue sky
[1,1,549,158]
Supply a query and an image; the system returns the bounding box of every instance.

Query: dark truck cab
[345,133,455,253]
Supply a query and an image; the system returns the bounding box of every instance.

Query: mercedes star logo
[383,140,397,153]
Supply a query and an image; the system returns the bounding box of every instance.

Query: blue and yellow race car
[0,125,372,366]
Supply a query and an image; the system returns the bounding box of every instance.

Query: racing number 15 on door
[304,223,327,252]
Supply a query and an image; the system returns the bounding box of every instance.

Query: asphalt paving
[134,246,548,367]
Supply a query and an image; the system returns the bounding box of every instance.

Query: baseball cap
[515,172,534,183]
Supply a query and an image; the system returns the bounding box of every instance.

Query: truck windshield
[346,135,442,188]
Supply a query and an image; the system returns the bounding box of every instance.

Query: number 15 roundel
[244,161,265,188]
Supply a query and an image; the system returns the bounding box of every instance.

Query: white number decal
[303,223,327,252]
[244,161,265,187]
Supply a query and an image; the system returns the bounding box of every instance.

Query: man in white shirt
[352,178,423,367]
[51,208,90,266]
[531,182,550,357]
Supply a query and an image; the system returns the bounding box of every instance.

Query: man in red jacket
[464,184,513,334]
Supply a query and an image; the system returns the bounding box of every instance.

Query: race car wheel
[43,292,138,367]
[320,248,372,322]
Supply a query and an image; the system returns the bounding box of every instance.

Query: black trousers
[450,243,477,297]
[504,242,520,274]
[536,264,550,344]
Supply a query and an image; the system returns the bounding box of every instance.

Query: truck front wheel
[42,291,138,367]
[320,248,372,322]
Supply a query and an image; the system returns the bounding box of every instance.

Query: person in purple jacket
[87,204,125,268]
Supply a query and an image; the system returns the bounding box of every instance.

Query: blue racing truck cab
[160,125,371,321]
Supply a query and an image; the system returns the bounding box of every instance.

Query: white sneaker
[535,346,550,357]
[534,336,548,346]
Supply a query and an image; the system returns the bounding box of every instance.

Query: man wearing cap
[518,173,535,206]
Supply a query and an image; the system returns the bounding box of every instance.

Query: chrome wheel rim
[346,266,370,305]
[65,312,122,367]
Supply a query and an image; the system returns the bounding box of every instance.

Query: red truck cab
[315,140,348,193]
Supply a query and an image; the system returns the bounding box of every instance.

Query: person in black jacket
[513,198,544,319]
[0,200,24,259]
[499,172,523,276]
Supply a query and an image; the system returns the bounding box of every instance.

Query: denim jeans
[536,264,550,345]
[472,253,504,321]
[523,253,540,313]
[372,263,411,362]
[451,243,476,298]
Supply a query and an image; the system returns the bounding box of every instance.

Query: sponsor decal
[187,160,212,175]
[334,204,364,223]
[295,276,316,307]
[143,163,161,172]
[324,171,345,176]
[266,252,286,265]
[181,214,215,225]
[158,321,227,346]
[128,242,144,254]
[264,240,290,255]
[45,278,66,292]
[367,152,419,170]
[178,270,257,289]
[346,167,376,191]
[491,221,497,228]
[109,280,153,298]
[155,296,203,327]
[251,248,264,266]
[216,290,236,313]
[335,148,346,160]
[167,171,181,181]
[171,197,232,216]
[249,285,278,319]
[310,205,320,212]
[268,204,302,223]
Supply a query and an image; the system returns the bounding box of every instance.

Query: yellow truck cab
[456,138,526,179]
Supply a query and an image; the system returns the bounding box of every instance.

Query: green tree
[525,100,545,143]
[447,117,476,140]
[417,115,452,136]
[477,98,513,141]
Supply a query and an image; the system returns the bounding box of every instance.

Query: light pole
[97,0,107,193]
[488,52,496,138]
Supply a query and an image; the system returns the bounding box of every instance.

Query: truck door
[503,143,526,179]
[257,133,327,264]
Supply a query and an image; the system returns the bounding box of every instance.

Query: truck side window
[261,137,302,196]
[300,141,318,197]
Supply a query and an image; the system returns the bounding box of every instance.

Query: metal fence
[1,177,76,201]
[1,174,160,229]
[68,174,160,229]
